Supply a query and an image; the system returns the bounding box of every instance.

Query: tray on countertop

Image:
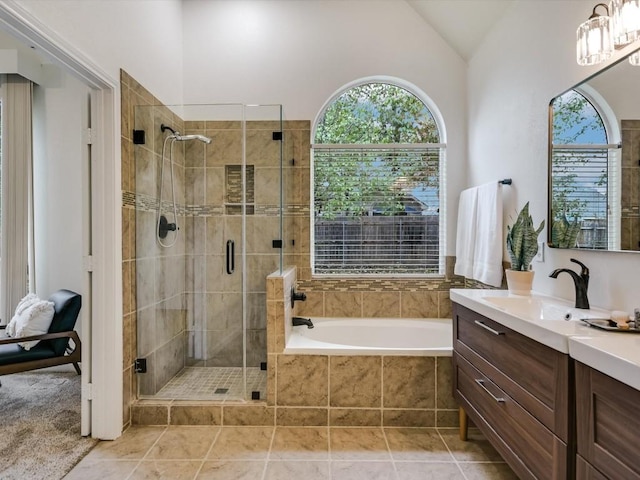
[581,318,640,333]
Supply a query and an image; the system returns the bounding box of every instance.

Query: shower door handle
[226,240,235,274]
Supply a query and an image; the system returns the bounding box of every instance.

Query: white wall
[182,0,468,254]
[14,0,184,105]
[19,0,639,314]
[468,0,640,313]
[32,67,88,301]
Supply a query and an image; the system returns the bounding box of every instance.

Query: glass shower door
[133,103,282,401]
[243,104,284,400]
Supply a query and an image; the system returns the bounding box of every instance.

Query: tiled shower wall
[134,102,188,399]
[621,120,640,251]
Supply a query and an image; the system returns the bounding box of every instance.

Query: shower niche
[133,103,284,402]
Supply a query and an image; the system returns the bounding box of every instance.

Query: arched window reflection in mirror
[550,88,621,250]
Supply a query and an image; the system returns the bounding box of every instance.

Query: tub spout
[292,316,314,329]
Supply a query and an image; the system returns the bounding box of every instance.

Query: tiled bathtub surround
[264,267,458,428]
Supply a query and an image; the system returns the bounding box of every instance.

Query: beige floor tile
[458,462,518,480]
[63,459,139,480]
[395,462,465,480]
[129,460,202,479]
[146,426,219,460]
[64,424,514,480]
[264,460,330,480]
[438,428,504,462]
[196,460,266,480]
[85,426,166,460]
[384,428,453,461]
[270,427,329,460]
[207,426,274,460]
[330,427,391,460]
[331,460,397,480]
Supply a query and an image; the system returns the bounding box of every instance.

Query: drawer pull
[475,379,506,403]
[474,320,504,336]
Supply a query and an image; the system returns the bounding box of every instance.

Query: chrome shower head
[175,134,212,144]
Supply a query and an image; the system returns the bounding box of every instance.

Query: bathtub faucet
[291,287,307,308]
[292,316,314,329]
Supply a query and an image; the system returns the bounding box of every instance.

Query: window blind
[551,144,620,250]
[312,144,443,274]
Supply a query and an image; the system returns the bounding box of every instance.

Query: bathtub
[284,317,452,356]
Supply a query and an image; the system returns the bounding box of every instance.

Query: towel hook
[498,178,512,185]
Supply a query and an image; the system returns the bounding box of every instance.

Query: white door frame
[0,1,123,440]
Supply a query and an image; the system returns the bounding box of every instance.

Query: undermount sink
[482,295,603,322]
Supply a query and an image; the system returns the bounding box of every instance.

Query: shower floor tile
[148,367,267,401]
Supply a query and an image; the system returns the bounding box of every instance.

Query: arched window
[312,80,445,275]
[550,88,619,249]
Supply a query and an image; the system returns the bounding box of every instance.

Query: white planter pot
[505,269,535,296]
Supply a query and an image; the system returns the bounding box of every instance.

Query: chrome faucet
[549,258,590,309]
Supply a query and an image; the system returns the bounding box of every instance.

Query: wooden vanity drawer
[453,303,570,440]
[455,353,568,480]
[576,455,609,480]
[576,362,640,480]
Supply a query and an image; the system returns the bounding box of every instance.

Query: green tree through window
[551,90,610,248]
[313,82,444,275]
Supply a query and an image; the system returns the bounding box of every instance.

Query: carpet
[0,371,97,480]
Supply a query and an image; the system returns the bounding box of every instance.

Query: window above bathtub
[311,78,446,276]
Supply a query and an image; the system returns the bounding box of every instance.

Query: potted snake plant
[505,202,545,295]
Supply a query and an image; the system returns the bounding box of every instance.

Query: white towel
[472,182,503,287]
[454,187,478,279]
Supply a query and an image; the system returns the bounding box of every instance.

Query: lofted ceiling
[406,0,513,60]
[0,1,513,65]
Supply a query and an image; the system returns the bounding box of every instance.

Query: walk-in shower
[133,104,284,402]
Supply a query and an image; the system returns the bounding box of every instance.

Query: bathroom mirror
[548,48,640,252]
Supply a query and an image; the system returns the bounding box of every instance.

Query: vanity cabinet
[452,303,572,480]
[575,361,640,480]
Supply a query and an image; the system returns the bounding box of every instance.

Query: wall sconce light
[577,1,640,65]
[577,3,614,66]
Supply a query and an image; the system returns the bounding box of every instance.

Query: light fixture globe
[576,5,614,66]
[612,0,640,45]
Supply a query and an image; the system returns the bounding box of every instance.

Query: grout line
[435,427,470,480]
[380,425,399,479]
[123,425,169,480]
[192,425,222,480]
[260,424,277,480]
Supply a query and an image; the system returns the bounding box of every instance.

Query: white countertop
[569,335,640,391]
[450,289,640,391]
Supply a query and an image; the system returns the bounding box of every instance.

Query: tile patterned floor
[64,426,518,480]
[144,367,267,401]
